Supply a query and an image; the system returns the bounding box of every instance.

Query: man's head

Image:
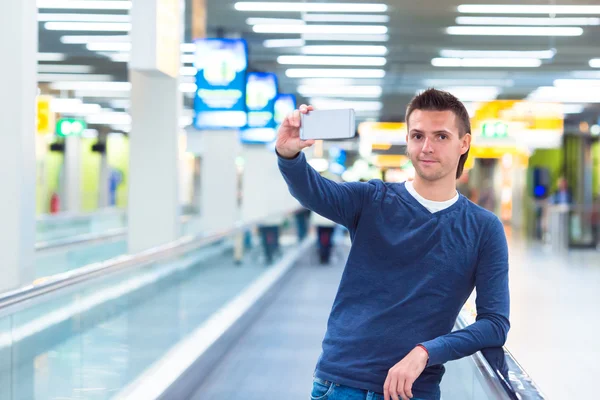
[405,88,471,181]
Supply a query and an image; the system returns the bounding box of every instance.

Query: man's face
[406,110,470,182]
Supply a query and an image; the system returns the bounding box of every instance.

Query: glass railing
[36,208,127,244]
[0,210,303,399]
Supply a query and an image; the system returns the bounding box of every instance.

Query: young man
[275,89,510,400]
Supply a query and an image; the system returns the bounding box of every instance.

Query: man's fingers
[396,377,408,400]
[404,378,414,399]
[389,376,400,400]
[383,375,391,400]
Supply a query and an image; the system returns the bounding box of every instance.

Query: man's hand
[275,104,316,159]
[383,346,429,400]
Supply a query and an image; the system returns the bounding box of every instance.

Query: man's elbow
[479,313,510,347]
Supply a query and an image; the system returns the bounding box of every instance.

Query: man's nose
[422,138,434,153]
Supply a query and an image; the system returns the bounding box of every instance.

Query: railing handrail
[455,311,546,400]
[0,208,301,312]
[36,207,126,223]
[35,228,127,252]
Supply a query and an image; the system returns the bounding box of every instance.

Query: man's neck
[412,176,457,202]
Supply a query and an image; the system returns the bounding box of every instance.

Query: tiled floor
[505,237,600,399]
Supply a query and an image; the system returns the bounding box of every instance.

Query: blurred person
[550,176,572,205]
[477,179,496,213]
[311,207,337,265]
[276,89,509,400]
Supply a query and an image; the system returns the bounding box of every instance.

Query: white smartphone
[299,109,356,140]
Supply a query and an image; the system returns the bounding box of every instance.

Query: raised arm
[276,105,372,229]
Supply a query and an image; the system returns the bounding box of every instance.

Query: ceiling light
[181,43,196,53]
[38,13,130,22]
[309,98,383,111]
[51,99,102,115]
[234,2,388,13]
[253,24,387,34]
[302,45,388,56]
[37,64,93,73]
[300,78,365,86]
[38,1,132,10]
[554,79,600,87]
[302,33,389,42]
[60,35,129,44]
[75,90,130,98]
[278,56,386,66]
[456,16,600,26]
[303,14,389,23]
[181,54,195,64]
[527,87,600,103]
[457,5,600,15]
[560,104,584,115]
[86,42,132,51]
[590,59,600,68]
[246,18,304,25]
[37,53,66,62]
[440,49,555,59]
[107,52,130,62]
[436,86,500,102]
[109,99,130,109]
[49,81,131,91]
[447,26,583,36]
[285,68,386,78]
[44,22,132,31]
[571,70,600,79]
[38,73,113,82]
[423,79,514,87]
[432,57,541,67]
[298,85,382,98]
[263,38,305,48]
[181,67,198,76]
[86,111,131,125]
[179,83,198,93]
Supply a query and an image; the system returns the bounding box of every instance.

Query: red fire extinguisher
[50,193,60,214]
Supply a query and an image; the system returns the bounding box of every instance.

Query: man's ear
[461,133,471,155]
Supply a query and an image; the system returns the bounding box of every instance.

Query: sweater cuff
[418,338,447,367]
[277,149,305,167]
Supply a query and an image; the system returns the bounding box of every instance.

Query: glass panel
[0,316,11,400]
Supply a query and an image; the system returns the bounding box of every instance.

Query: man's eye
[413,134,422,140]
[439,134,448,140]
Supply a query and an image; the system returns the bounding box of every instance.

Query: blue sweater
[278,152,510,399]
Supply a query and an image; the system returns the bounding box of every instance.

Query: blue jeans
[311,377,427,400]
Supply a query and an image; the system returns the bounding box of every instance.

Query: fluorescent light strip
[298,85,382,98]
[302,33,389,42]
[60,35,129,44]
[263,38,305,48]
[38,0,132,9]
[278,55,386,66]
[456,16,600,26]
[303,14,389,23]
[253,24,387,34]
[446,26,583,36]
[590,58,600,68]
[37,64,93,73]
[571,70,600,79]
[181,43,196,53]
[302,45,388,56]
[300,78,361,86]
[49,81,131,91]
[181,66,198,76]
[37,52,66,61]
[87,42,131,51]
[38,13,129,22]
[285,68,386,78]
[436,86,500,102]
[562,104,585,114]
[423,78,514,87]
[179,83,198,93]
[432,58,541,67]
[38,73,113,82]
[234,2,388,13]
[440,49,555,59]
[457,5,600,15]
[246,17,304,25]
[309,98,383,111]
[527,87,600,103]
[75,90,130,98]
[554,79,600,88]
[51,99,102,115]
[45,22,132,31]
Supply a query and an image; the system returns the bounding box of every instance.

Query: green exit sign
[481,122,508,139]
[56,118,86,137]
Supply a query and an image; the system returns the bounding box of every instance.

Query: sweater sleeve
[277,151,373,229]
[419,216,510,367]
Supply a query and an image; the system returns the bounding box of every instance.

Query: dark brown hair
[406,88,471,179]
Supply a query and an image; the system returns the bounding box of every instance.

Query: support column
[0,0,36,292]
[128,0,182,253]
[64,135,82,213]
[197,131,240,232]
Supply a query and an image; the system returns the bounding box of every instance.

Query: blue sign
[274,94,296,125]
[193,38,248,129]
[241,72,278,144]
